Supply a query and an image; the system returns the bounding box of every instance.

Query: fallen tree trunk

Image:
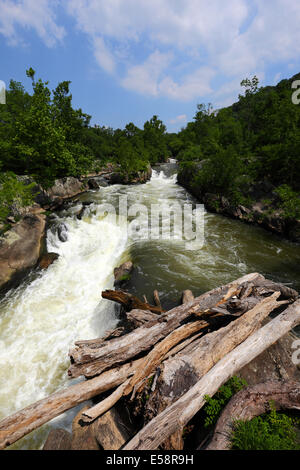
[124,299,300,450]
[81,293,281,423]
[69,273,263,378]
[0,358,144,450]
[124,319,218,398]
[206,380,300,450]
[144,293,285,423]
[102,290,164,314]
[81,379,132,424]
[126,309,159,328]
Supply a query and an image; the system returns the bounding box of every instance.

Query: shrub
[203,376,248,429]
[231,404,300,450]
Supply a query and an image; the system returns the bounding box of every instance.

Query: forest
[0,68,300,223]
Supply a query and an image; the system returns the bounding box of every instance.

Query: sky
[0,0,300,132]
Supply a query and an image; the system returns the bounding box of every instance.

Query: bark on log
[126,309,159,328]
[75,327,125,349]
[81,379,132,423]
[69,273,263,379]
[124,320,213,398]
[206,380,300,450]
[102,290,164,314]
[153,290,162,309]
[124,298,300,450]
[0,358,144,450]
[145,292,284,422]
[182,290,194,304]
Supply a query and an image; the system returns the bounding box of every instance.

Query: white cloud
[169,114,187,125]
[0,0,65,47]
[159,66,215,101]
[2,1,300,103]
[121,50,173,96]
[93,37,116,74]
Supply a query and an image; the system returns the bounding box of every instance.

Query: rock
[71,406,99,450]
[238,327,300,386]
[114,261,134,288]
[288,220,300,243]
[6,216,16,224]
[91,406,133,450]
[43,429,72,450]
[39,253,59,270]
[57,223,68,243]
[88,179,100,190]
[76,206,86,221]
[0,213,46,291]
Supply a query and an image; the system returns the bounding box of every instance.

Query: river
[1,162,300,449]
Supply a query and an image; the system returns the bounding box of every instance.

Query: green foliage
[143,115,169,164]
[203,376,248,429]
[275,185,300,220]
[231,404,300,450]
[0,172,35,223]
[193,145,245,198]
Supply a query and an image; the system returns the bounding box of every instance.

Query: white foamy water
[1,166,300,449]
[0,209,129,448]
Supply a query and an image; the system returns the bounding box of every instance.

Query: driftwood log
[206,380,300,450]
[123,299,300,450]
[81,292,283,429]
[0,359,144,450]
[102,290,164,314]
[0,273,298,450]
[68,273,263,378]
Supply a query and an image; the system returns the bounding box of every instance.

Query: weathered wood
[102,290,164,314]
[153,290,162,309]
[206,381,300,450]
[85,292,282,438]
[124,298,300,450]
[0,358,144,450]
[126,309,159,328]
[145,292,284,420]
[181,290,194,304]
[75,327,125,349]
[69,273,263,379]
[81,379,132,423]
[124,320,211,398]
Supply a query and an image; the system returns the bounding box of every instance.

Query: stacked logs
[0,272,300,450]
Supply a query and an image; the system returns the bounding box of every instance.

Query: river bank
[177,164,300,244]
[1,163,300,449]
[0,164,152,292]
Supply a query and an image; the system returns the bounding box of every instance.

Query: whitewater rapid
[0,167,300,449]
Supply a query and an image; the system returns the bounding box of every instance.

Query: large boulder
[34,177,86,207]
[43,429,72,450]
[114,261,134,288]
[0,211,46,290]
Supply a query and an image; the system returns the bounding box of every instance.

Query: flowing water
[1,162,300,449]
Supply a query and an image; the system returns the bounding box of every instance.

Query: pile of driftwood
[1,272,300,450]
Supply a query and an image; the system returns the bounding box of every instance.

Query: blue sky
[0,0,300,132]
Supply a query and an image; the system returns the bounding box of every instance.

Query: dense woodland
[0,68,300,223]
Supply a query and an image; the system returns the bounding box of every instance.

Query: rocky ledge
[178,166,300,243]
[0,165,152,291]
[0,208,46,291]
